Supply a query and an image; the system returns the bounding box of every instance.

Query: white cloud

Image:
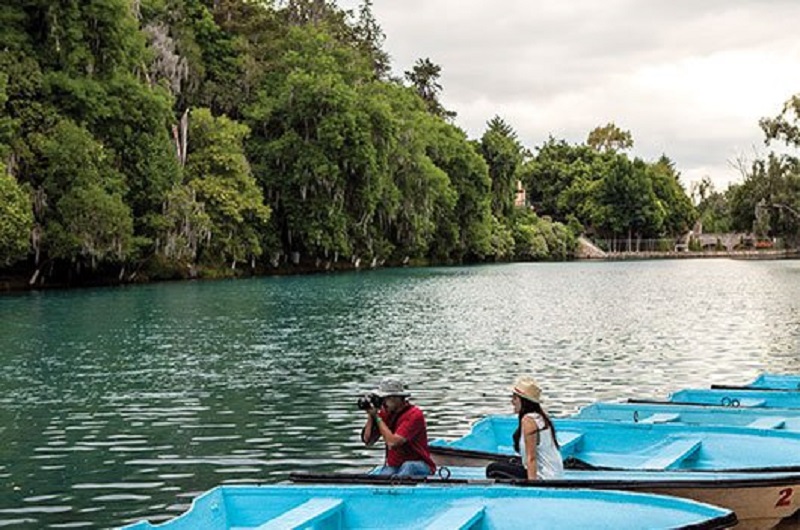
[338,0,800,190]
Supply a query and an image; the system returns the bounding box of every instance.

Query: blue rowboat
[120,483,735,530]
[573,401,800,431]
[641,388,800,409]
[712,373,800,391]
[291,470,800,530]
[429,416,800,473]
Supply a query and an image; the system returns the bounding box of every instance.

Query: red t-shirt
[379,404,436,473]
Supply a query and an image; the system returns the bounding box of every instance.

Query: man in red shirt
[360,378,436,476]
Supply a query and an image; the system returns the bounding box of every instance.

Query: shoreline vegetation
[1,248,797,294]
[1,1,798,293]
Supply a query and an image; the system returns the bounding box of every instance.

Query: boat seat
[636,439,702,470]
[638,413,680,424]
[425,502,485,530]
[558,432,584,456]
[747,417,786,429]
[253,498,343,530]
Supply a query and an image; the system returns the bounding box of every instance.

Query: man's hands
[361,406,381,445]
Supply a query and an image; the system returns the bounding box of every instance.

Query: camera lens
[357,393,384,411]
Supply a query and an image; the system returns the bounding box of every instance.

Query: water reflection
[0,260,799,527]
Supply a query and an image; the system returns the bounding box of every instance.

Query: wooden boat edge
[289,469,800,490]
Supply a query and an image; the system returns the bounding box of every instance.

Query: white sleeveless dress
[518,412,564,479]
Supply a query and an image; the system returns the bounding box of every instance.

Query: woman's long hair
[512,398,559,453]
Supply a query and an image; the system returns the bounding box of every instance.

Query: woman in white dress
[485,375,564,480]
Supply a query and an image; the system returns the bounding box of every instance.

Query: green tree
[586,122,633,153]
[405,58,455,119]
[35,120,134,269]
[0,163,33,265]
[47,185,134,268]
[695,178,733,233]
[245,24,392,266]
[372,83,455,260]
[91,74,180,242]
[523,136,693,248]
[0,73,18,152]
[157,182,212,267]
[756,93,800,244]
[352,0,391,79]
[729,154,800,241]
[511,209,575,261]
[760,94,800,148]
[649,156,696,236]
[426,120,493,260]
[184,108,270,268]
[479,116,524,219]
[590,156,665,250]
[144,0,245,115]
[521,138,600,221]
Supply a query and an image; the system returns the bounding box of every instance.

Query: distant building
[514,180,527,208]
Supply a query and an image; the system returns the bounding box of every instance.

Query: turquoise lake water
[1,259,799,528]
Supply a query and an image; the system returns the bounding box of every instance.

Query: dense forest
[0,0,796,288]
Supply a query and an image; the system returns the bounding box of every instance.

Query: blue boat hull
[574,401,800,431]
[120,484,735,530]
[289,470,800,530]
[430,416,800,472]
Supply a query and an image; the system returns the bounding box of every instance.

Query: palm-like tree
[404,58,454,119]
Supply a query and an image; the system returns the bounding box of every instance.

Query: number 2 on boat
[776,488,793,507]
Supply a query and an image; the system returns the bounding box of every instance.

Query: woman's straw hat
[511,375,542,403]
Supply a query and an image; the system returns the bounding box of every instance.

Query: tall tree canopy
[479,116,525,219]
[404,58,454,119]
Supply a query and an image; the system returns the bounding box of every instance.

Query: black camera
[357,393,383,411]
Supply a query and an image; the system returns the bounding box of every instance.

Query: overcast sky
[337,0,800,191]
